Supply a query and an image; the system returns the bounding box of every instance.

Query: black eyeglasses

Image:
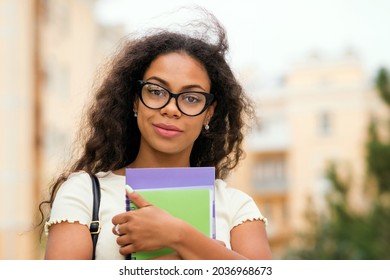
[137,80,214,116]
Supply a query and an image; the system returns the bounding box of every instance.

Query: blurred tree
[376,68,390,107]
[284,67,390,259]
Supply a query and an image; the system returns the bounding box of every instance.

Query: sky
[95,0,390,86]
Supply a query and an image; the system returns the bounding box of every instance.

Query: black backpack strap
[88,173,101,260]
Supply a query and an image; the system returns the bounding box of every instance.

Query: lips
[153,123,183,138]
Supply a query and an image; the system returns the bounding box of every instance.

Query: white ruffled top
[45,171,267,259]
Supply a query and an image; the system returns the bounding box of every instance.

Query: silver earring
[204,123,209,130]
[133,109,137,117]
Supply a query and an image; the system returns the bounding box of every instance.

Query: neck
[130,155,190,169]
[129,146,191,169]
[113,143,192,176]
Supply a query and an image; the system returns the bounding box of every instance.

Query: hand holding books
[112,184,185,258]
[111,167,216,260]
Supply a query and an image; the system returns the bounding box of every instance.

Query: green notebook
[125,167,215,260]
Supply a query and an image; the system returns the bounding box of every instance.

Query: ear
[204,101,217,124]
[133,99,139,112]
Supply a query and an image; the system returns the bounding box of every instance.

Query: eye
[180,93,204,104]
[186,96,200,103]
[149,89,164,96]
[145,85,167,97]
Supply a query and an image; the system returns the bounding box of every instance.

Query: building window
[318,112,332,136]
[253,157,287,192]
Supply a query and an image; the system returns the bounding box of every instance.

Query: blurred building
[0,0,124,259]
[227,51,387,258]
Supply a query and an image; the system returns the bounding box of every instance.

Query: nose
[160,97,182,118]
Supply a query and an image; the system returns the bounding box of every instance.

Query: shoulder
[215,179,267,228]
[66,171,93,184]
[56,171,95,198]
[215,179,254,204]
[51,171,98,209]
[57,170,118,194]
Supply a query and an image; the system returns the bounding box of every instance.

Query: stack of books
[125,167,216,260]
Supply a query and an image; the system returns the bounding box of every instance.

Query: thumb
[125,184,152,209]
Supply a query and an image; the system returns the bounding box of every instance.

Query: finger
[115,232,134,247]
[119,243,136,256]
[112,212,129,226]
[125,184,152,208]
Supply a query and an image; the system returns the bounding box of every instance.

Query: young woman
[39,12,272,260]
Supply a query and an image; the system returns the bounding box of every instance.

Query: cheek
[192,124,202,137]
[135,110,151,133]
[188,119,205,137]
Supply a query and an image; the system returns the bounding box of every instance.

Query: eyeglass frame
[137,80,215,117]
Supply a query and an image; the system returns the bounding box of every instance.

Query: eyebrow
[145,76,208,92]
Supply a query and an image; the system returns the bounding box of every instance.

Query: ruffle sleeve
[44,171,94,235]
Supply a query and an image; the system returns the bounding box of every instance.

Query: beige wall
[0,0,38,259]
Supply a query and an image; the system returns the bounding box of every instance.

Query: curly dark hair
[38,11,255,229]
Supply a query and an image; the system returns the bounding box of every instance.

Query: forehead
[143,52,210,91]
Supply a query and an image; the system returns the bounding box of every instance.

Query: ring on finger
[115,224,120,235]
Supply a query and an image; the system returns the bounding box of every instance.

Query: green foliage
[366,132,390,192]
[376,68,390,107]
[366,70,390,192]
[285,165,390,259]
[284,68,390,259]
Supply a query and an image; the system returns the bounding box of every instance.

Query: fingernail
[125,184,134,193]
